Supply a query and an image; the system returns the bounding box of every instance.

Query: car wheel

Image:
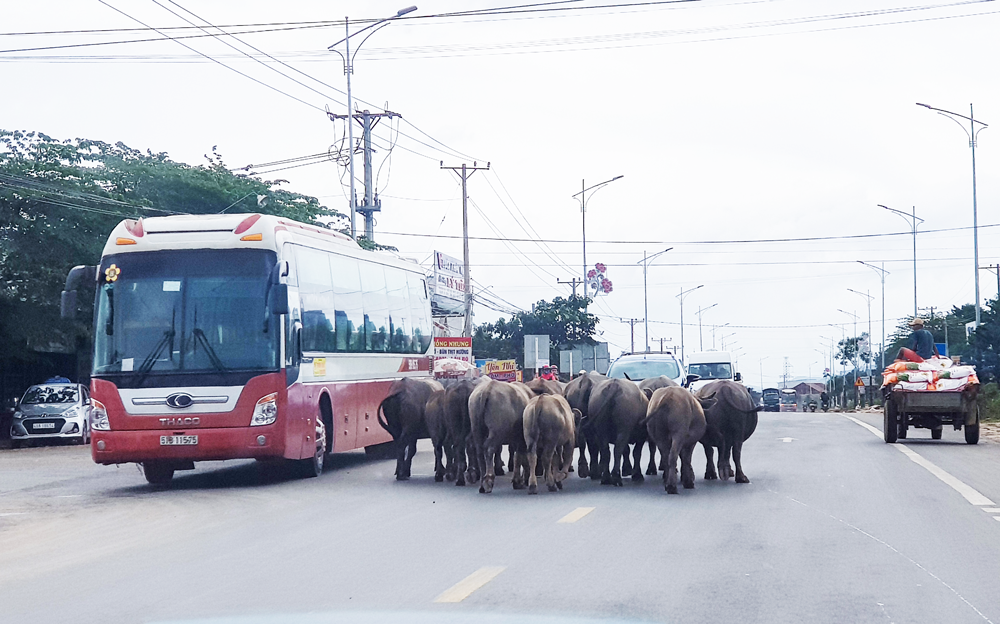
[143,462,175,485]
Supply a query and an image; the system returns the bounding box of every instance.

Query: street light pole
[847,289,874,376]
[696,303,717,352]
[676,285,703,362]
[917,102,989,327]
[637,248,672,353]
[759,356,769,392]
[572,176,624,303]
[879,204,923,317]
[328,6,417,240]
[858,261,889,372]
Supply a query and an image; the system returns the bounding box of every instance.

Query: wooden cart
[882,384,980,444]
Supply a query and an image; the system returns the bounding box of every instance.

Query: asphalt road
[2,411,999,624]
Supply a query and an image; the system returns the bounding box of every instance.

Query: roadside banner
[434,337,472,364]
[485,359,518,382]
[431,251,466,317]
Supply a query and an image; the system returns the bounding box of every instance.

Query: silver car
[10,383,92,448]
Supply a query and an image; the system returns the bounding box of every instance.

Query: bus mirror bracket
[60,265,98,319]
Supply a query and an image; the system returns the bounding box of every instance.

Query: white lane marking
[0,512,28,517]
[995,517,1000,523]
[845,416,995,507]
[778,437,796,443]
[434,566,506,603]
[558,507,595,523]
[982,508,1000,514]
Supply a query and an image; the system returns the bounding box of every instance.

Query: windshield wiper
[191,328,226,372]
[133,310,176,386]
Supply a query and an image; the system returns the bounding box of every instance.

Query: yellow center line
[433,566,506,603]
[558,506,595,523]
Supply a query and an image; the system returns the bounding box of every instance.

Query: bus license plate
[160,435,198,446]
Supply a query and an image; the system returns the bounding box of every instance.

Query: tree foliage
[472,296,599,367]
[0,130,346,363]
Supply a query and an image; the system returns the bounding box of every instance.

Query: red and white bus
[61,213,433,483]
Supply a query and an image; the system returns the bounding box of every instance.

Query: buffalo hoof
[479,485,487,493]
[578,462,590,479]
[612,474,624,487]
[568,465,574,473]
[682,481,695,489]
[555,480,563,490]
[512,480,526,490]
[396,474,410,481]
[704,471,718,481]
[631,473,644,483]
[601,475,613,485]
[528,484,538,495]
[645,465,657,476]
[434,474,444,483]
[445,473,456,482]
[495,467,505,477]
[456,478,466,487]
[736,474,750,484]
[547,483,558,492]
[666,484,679,494]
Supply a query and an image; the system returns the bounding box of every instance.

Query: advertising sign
[433,337,473,364]
[431,251,466,317]
[485,359,518,382]
[523,335,551,369]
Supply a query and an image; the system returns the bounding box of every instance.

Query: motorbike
[820,398,830,412]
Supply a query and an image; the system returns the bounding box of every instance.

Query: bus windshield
[93,249,280,380]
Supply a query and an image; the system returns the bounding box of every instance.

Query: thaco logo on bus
[159,417,201,427]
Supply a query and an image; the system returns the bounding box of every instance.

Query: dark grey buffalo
[377,377,444,480]
[468,379,534,493]
[625,375,680,476]
[563,371,605,479]
[423,389,451,482]
[522,394,578,494]
[442,378,486,486]
[645,387,715,494]
[525,377,565,396]
[586,377,649,487]
[695,380,760,483]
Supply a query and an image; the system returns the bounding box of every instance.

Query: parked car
[9,382,92,448]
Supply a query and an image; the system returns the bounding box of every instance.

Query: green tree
[0,130,346,375]
[473,296,599,367]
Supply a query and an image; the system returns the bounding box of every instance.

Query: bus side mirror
[60,290,77,320]
[684,374,700,388]
[734,372,742,382]
[60,265,98,319]
[269,284,289,315]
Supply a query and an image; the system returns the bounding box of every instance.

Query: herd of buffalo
[376,372,760,495]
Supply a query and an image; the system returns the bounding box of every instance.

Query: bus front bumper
[91,425,287,465]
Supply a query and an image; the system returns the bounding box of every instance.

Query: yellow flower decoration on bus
[105,264,121,283]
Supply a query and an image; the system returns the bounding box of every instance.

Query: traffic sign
[855,378,865,387]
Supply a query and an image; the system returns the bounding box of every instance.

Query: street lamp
[676,285,703,362]
[917,102,989,327]
[879,204,923,317]
[711,322,729,349]
[696,303,718,351]
[759,355,769,393]
[572,175,624,302]
[858,261,889,373]
[847,288,874,376]
[636,248,673,352]
[837,309,860,375]
[328,6,418,240]
[720,332,736,351]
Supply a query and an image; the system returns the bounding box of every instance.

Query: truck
[686,351,740,393]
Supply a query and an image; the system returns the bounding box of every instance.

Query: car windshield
[22,385,78,404]
[687,362,733,380]
[93,249,280,378]
[607,358,680,381]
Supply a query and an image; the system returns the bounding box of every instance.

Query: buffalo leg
[732,437,750,484]
[680,441,697,489]
[665,436,681,494]
[621,446,633,474]
[576,433,590,479]
[505,447,514,475]
[432,439,446,482]
[720,437,734,481]
[494,447,506,477]
[609,436,627,487]
[702,442,719,480]
[512,449,528,490]
[455,435,468,486]
[481,435,500,494]
[588,433,602,481]
[645,439,658,476]
[630,439,644,483]
[443,439,457,482]
[527,446,539,495]
[542,446,558,492]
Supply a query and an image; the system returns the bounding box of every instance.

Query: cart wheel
[965,406,980,445]
[883,402,897,444]
[898,422,907,439]
[931,426,942,440]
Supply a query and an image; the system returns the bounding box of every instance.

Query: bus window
[358,262,389,353]
[296,247,336,353]
[328,253,364,352]
[385,268,412,353]
[408,274,432,354]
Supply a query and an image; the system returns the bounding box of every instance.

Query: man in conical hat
[894,317,939,362]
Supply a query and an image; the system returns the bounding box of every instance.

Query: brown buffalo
[695,380,760,483]
[522,394,578,494]
[441,378,488,486]
[622,376,680,476]
[525,377,565,396]
[563,372,606,479]
[645,387,715,494]
[586,378,649,486]
[377,377,445,480]
[423,389,451,482]
[468,379,534,493]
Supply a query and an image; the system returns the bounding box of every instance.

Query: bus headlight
[91,400,110,431]
[250,393,278,426]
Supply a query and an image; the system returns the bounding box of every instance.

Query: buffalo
[563,371,606,479]
[377,377,444,480]
[586,377,649,486]
[645,387,715,494]
[468,379,534,493]
[695,380,760,483]
[522,394,579,494]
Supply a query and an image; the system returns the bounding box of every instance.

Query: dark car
[762,387,781,412]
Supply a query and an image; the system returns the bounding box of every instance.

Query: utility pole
[695,303,717,352]
[676,285,703,363]
[328,109,400,241]
[621,318,641,353]
[441,161,490,338]
[660,337,665,353]
[557,278,583,298]
[979,264,1000,302]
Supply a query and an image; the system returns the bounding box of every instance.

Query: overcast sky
[4,0,1000,388]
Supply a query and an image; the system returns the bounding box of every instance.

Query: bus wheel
[143,462,175,485]
[298,418,326,478]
